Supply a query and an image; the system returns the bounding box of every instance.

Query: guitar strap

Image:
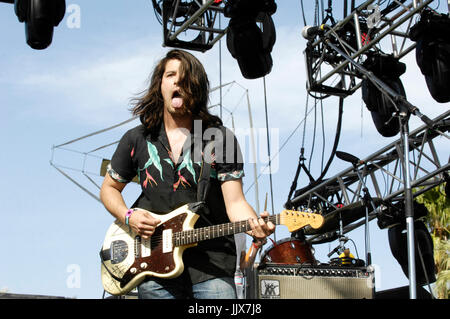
[99,250,126,285]
[196,140,214,204]
[196,140,236,246]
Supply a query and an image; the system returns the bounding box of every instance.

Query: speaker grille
[256,264,374,299]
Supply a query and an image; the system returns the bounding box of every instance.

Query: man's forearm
[100,186,128,223]
[226,199,259,223]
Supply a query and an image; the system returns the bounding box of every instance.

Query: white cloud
[10,37,167,125]
[8,20,446,142]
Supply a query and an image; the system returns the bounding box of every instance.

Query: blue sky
[0,1,448,299]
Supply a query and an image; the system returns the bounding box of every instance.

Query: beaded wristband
[125,209,135,225]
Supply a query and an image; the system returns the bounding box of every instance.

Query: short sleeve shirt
[108,122,245,284]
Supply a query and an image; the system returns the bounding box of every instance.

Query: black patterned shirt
[108,121,244,284]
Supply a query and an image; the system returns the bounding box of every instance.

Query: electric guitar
[100,202,324,295]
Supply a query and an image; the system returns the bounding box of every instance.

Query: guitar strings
[136,215,279,247]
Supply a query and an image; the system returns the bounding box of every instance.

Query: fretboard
[173,215,280,246]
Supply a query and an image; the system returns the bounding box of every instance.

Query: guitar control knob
[141,262,148,269]
[130,267,137,274]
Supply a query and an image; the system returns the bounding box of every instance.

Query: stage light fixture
[361,53,406,137]
[14,0,66,50]
[224,0,277,79]
[377,200,429,230]
[410,9,450,103]
[388,219,436,286]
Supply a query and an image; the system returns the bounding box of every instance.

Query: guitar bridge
[110,240,128,264]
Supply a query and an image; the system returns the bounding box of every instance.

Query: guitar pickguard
[119,213,189,287]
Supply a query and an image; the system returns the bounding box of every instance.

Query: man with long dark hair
[100,49,274,299]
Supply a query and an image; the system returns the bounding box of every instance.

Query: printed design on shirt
[173,170,191,191]
[164,158,174,168]
[138,141,164,189]
[173,149,196,191]
[106,163,129,183]
[143,169,157,188]
[218,170,244,181]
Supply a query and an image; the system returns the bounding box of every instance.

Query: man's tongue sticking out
[172,96,183,108]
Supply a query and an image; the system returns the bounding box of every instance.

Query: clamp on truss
[156,0,227,52]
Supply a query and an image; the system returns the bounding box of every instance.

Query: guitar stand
[320,34,436,299]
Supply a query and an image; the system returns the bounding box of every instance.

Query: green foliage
[415,183,449,239]
[415,182,449,299]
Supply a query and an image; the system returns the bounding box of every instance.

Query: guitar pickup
[162,229,173,253]
[141,238,151,258]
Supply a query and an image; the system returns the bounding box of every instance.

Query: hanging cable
[246,106,317,197]
[308,97,318,172]
[300,0,308,26]
[219,13,223,119]
[302,92,310,150]
[286,93,313,207]
[262,76,276,242]
[309,95,344,186]
[285,95,344,207]
[320,98,326,171]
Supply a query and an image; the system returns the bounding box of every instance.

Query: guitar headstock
[280,210,324,233]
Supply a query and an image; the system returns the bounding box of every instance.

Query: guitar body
[100,203,324,296]
[100,204,199,296]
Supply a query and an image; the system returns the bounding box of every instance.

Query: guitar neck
[173,215,280,246]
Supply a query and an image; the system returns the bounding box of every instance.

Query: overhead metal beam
[289,109,450,234]
[305,0,434,97]
[161,0,227,52]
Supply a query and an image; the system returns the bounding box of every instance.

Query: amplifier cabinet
[254,264,374,299]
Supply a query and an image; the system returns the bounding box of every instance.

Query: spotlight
[377,200,429,230]
[410,9,450,103]
[361,53,406,137]
[14,0,66,50]
[225,0,277,79]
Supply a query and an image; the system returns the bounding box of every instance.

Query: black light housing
[410,9,450,103]
[225,0,277,79]
[361,53,406,137]
[388,219,436,286]
[379,200,436,286]
[377,200,429,230]
[14,0,66,50]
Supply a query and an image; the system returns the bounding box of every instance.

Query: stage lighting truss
[152,0,228,52]
[304,0,435,98]
[289,109,450,243]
